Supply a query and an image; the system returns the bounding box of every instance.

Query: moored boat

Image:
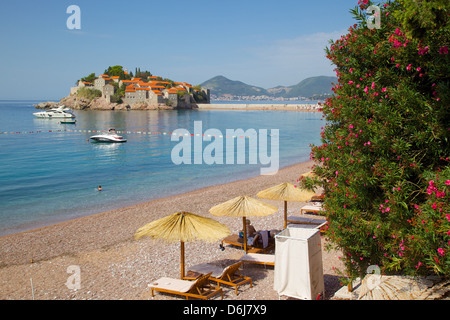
[90,129,127,143]
[33,105,75,118]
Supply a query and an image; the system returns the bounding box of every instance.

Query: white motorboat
[90,129,127,143]
[33,105,75,118]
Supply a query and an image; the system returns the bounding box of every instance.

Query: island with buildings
[35,66,210,111]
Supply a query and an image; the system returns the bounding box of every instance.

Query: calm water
[0,100,324,236]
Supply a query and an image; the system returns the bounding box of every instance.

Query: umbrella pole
[243,217,248,253]
[284,201,287,229]
[180,241,185,279]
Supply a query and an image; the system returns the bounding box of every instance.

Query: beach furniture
[257,182,315,228]
[300,203,324,215]
[221,234,275,253]
[209,195,278,253]
[286,216,327,228]
[135,211,230,279]
[149,272,223,300]
[274,228,324,300]
[239,253,275,267]
[187,261,252,295]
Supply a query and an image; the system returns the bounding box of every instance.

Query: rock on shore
[34,96,174,111]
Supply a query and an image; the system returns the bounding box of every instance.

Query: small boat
[60,119,76,124]
[90,129,127,143]
[33,105,75,118]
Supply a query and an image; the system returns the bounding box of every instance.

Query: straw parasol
[209,196,278,253]
[135,211,230,279]
[257,182,315,228]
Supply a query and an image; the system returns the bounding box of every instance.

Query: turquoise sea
[0,100,324,236]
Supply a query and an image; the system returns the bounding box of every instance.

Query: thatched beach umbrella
[209,196,278,253]
[135,211,230,279]
[257,182,315,228]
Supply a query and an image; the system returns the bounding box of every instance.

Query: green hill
[200,75,337,98]
[200,76,268,97]
[274,76,338,98]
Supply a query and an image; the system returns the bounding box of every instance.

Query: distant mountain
[267,76,338,98]
[200,75,337,98]
[200,76,269,97]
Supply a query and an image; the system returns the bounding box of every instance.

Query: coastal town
[69,68,210,109]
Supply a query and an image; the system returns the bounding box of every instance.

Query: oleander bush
[304,0,449,280]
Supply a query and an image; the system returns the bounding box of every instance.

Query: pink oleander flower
[417,67,421,72]
[438,248,445,257]
[371,82,376,89]
[439,46,448,55]
[406,64,412,71]
[418,46,429,55]
[445,180,450,185]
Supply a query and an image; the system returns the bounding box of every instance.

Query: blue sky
[0,0,360,100]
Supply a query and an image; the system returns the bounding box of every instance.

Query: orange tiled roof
[111,76,120,79]
[136,87,150,91]
[167,88,178,94]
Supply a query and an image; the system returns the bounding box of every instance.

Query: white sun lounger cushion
[240,253,275,264]
[188,263,225,278]
[149,277,195,293]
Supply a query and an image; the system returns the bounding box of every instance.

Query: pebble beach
[0,160,344,300]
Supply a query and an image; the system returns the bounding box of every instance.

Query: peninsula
[35,65,210,111]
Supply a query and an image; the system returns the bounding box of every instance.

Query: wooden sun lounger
[149,272,223,300]
[300,204,324,215]
[221,234,274,253]
[286,216,327,228]
[239,253,275,266]
[188,261,252,295]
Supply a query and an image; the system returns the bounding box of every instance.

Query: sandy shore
[0,160,345,300]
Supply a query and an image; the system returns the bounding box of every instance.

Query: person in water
[98,185,102,191]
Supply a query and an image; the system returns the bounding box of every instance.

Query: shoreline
[0,161,314,265]
[197,103,321,112]
[0,160,346,300]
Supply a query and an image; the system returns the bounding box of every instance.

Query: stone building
[70,72,210,108]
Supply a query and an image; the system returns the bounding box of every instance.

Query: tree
[104,65,131,80]
[304,0,449,281]
[80,73,96,83]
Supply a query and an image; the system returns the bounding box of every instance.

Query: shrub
[305,0,449,280]
[76,87,102,100]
